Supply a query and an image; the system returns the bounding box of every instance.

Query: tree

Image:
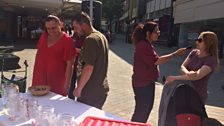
[98,0,124,32]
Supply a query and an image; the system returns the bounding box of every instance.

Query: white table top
[0,92,124,126]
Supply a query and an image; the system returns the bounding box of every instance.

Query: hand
[76,48,81,53]
[73,87,82,98]
[173,48,188,57]
[186,71,198,77]
[165,76,176,84]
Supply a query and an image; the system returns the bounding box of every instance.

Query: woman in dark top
[131,21,187,123]
[166,31,219,103]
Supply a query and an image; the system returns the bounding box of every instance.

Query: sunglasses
[153,30,160,35]
[195,38,203,43]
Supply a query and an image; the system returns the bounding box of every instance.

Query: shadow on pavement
[109,34,134,65]
[0,38,37,72]
[0,39,38,52]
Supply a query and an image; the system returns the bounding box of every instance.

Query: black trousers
[68,72,77,100]
[131,82,155,123]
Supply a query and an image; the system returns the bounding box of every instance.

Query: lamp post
[90,0,93,23]
[168,0,175,47]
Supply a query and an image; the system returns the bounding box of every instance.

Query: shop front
[177,18,224,58]
[0,0,81,41]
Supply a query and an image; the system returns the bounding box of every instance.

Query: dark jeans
[77,94,107,109]
[68,72,77,100]
[131,82,155,123]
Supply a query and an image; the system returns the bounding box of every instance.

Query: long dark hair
[131,21,158,45]
[131,23,144,45]
[142,21,158,37]
[200,31,220,70]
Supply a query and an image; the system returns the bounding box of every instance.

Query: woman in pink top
[32,15,76,96]
[166,31,219,103]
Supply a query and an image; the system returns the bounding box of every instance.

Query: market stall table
[0,92,124,126]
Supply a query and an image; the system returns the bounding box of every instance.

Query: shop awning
[1,0,62,10]
[0,0,81,16]
[61,0,82,17]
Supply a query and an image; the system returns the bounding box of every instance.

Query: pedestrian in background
[166,31,219,103]
[131,21,187,123]
[32,15,77,96]
[105,29,111,43]
[72,12,109,109]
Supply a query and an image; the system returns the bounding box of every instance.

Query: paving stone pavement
[5,34,224,125]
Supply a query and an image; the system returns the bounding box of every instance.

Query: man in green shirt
[72,12,109,109]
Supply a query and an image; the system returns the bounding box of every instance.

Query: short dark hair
[72,12,91,26]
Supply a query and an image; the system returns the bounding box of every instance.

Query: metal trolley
[1,56,28,93]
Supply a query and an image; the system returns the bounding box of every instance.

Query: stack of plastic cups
[56,113,77,126]
[2,83,20,120]
[38,105,55,126]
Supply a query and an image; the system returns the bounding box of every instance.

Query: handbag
[176,113,201,126]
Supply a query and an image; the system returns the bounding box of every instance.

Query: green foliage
[98,0,124,21]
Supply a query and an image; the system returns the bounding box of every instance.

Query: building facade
[119,0,147,43]
[119,0,174,45]
[145,0,174,46]
[173,0,224,58]
[0,0,81,41]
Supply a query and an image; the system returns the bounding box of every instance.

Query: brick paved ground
[4,34,224,125]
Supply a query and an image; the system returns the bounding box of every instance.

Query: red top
[132,40,159,87]
[32,32,76,96]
